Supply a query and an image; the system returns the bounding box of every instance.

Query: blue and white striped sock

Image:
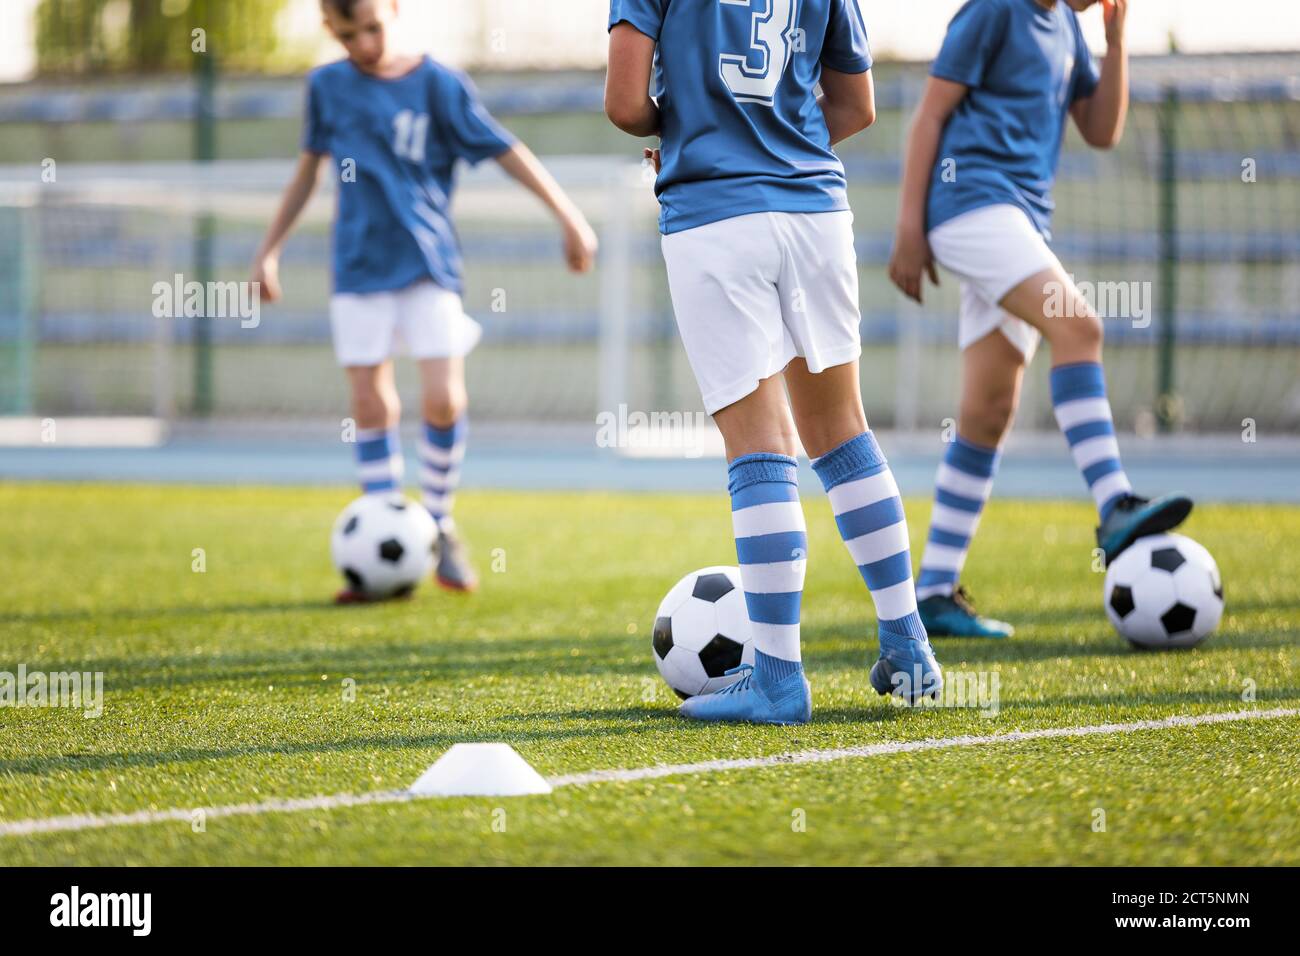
[812,432,927,641]
[355,427,404,495]
[916,436,1000,601]
[729,453,807,669]
[419,417,467,532]
[1050,362,1132,521]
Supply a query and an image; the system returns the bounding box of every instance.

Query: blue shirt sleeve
[439,70,516,166]
[822,0,873,74]
[1070,18,1101,102]
[301,72,329,154]
[930,0,1010,88]
[608,0,665,40]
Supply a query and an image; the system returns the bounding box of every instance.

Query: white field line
[2,707,1295,839]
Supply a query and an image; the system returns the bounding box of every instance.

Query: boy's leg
[333,290,402,497]
[679,374,813,724]
[661,214,812,723]
[916,330,1022,638]
[999,265,1191,561]
[345,362,404,495]
[330,293,403,602]
[334,362,404,603]
[788,359,942,704]
[416,356,477,591]
[416,356,467,531]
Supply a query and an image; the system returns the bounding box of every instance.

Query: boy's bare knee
[798,418,859,460]
[791,399,868,460]
[1045,308,1104,356]
[960,392,1015,448]
[352,387,398,430]
[1078,313,1104,349]
[421,387,465,428]
[1058,308,1103,345]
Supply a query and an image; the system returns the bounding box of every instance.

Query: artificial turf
[1,483,1297,865]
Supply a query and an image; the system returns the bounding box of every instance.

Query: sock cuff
[422,416,467,449]
[727,453,799,495]
[357,426,399,444]
[947,435,1001,478]
[1049,362,1106,403]
[356,428,400,463]
[880,611,929,641]
[810,432,886,491]
[754,648,802,682]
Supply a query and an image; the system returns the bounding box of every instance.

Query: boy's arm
[1070,0,1128,149]
[889,77,967,303]
[818,67,876,145]
[252,151,325,302]
[604,23,660,137]
[495,143,598,274]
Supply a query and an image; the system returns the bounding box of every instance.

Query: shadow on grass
[998,686,1300,713]
[11,616,1295,698]
[6,688,1291,781]
[2,699,923,780]
[9,595,1292,630]
[497,703,908,728]
[0,706,689,778]
[986,595,1300,626]
[808,610,1297,666]
[3,631,654,693]
[0,599,342,626]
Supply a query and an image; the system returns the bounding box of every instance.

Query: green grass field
[2,483,1298,866]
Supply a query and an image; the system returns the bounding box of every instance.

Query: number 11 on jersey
[719,0,799,107]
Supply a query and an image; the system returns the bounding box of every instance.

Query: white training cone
[408,743,553,797]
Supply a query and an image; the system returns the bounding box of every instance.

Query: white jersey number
[719,0,798,107]
[393,110,429,163]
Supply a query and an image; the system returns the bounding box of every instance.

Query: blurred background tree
[35,0,318,75]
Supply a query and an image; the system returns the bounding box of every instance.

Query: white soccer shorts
[927,203,1063,361]
[329,279,483,367]
[661,210,863,415]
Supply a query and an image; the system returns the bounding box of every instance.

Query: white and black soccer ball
[330,494,437,599]
[652,566,754,699]
[1104,533,1224,649]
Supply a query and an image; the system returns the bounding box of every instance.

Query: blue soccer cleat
[679,658,812,726]
[918,586,1014,639]
[1097,493,1194,565]
[870,630,943,704]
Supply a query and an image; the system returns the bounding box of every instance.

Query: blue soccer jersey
[926,0,1100,239]
[608,0,873,235]
[302,56,516,295]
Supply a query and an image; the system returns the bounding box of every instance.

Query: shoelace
[717,663,754,695]
[952,585,978,615]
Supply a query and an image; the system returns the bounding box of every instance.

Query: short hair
[321,0,363,19]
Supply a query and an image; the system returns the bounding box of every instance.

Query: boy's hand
[562,213,598,274]
[1102,0,1127,46]
[252,254,282,303]
[888,225,940,304]
[643,147,661,174]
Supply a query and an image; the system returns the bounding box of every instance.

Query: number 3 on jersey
[719,0,798,107]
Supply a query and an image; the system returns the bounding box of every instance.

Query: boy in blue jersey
[607,0,941,724]
[889,0,1193,638]
[253,0,597,600]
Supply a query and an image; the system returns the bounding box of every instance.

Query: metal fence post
[1156,83,1182,432]
[192,48,217,418]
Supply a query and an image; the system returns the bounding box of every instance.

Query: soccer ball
[1104,533,1223,648]
[330,494,437,599]
[652,566,753,699]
